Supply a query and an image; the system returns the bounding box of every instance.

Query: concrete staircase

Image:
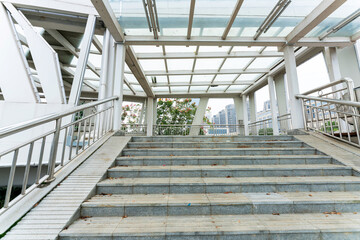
[60,136,360,239]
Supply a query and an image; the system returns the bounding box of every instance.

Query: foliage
[156,98,211,135]
[258,128,273,135]
[121,103,142,124]
[320,121,339,132]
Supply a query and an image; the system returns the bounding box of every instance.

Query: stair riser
[127,142,306,149]
[121,149,320,156]
[107,169,351,178]
[116,158,333,166]
[97,183,360,195]
[131,136,295,142]
[81,202,360,217]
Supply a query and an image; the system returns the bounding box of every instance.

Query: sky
[208,53,330,116]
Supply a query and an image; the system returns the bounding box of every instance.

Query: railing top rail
[296,94,360,108]
[300,78,353,96]
[0,96,118,139]
[249,113,291,125]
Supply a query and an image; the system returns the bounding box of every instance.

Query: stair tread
[117,155,331,160]
[60,213,360,237]
[109,164,348,171]
[123,147,314,151]
[83,192,360,206]
[127,141,304,145]
[98,176,360,186]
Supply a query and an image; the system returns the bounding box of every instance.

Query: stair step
[131,135,295,142]
[81,192,360,217]
[122,148,321,156]
[127,141,306,149]
[116,155,334,166]
[97,176,360,194]
[59,213,360,240]
[108,164,351,178]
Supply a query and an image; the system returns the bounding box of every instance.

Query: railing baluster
[60,127,68,166]
[4,149,19,208]
[82,119,87,151]
[46,118,62,182]
[21,142,34,195]
[36,137,46,184]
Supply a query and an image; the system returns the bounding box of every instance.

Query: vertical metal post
[46,118,62,182]
[4,149,19,208]
[21,142,34,195]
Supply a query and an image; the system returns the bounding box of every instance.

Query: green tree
[156,98,211,135]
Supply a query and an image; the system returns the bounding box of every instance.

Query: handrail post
[46,118,62,182]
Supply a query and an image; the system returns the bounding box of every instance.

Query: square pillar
[284,46,304,129]
[112,43,125,131]
[242,95,249,136]
[146,97,155,136]
[274,73,290,131]
[189,97,209,136]
[233,97,244,135]
[268,76,280,135]
[249,92,257,135]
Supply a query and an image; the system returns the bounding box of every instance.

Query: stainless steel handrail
[0,96,118,138]
[296,94,360,108]
[0,96,118,214]
[300,78,354,97]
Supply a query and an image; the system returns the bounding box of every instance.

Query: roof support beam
[46,29,100,77]
[125,46,155,97]
[125,36,353,47]
[286,0,346,45]
[90,0,124,42]
[352,30,360,42]
[145,68,270,76]
[222,0,244,40]
[136,51,283,59]
[187,0,196,39]
[68,14,97,105]
[151,81,253,87]
[92,35,103,53]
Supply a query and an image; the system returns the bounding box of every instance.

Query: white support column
[337,45,360,88]
[268,76,280,135]
[0,3,39,103]
[233,96,244,135]
[139,100,146,124]
[112,43,125,131]
[68,14,96,105]
[242,95,249,136]
[283,46,304,129]
[274,73,289,131]
[98,29,110,101]
[5,3,66,104]
[248,92,257,135]
[323,47,342,83]
[146,97,154,136]
[189,97,209,136]
[153,98,157,125]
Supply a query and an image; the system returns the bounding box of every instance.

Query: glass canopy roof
[104,0,360,96]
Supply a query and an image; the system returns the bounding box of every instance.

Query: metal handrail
[296,94,360,108]
[300,78,353,97]
[0,96,118,138]
[0,96,118,214]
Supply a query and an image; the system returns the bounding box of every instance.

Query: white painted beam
[145,68,269,76]
[222,0,244,40]
[68,14,96,105]
[286,0,346,44]
[136,51,283,59]
[0,3,39,102]
[156,92,241,98]
[125,46,155,97]
[92,35,103,53]
[125,36,352,47]
[1,0,98,16]
[187,0,196,39]
[5,2,66,104]
[91,0,124,42]
[351,30,360,42]
[151,81,253,87]
[46,29,100,77]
